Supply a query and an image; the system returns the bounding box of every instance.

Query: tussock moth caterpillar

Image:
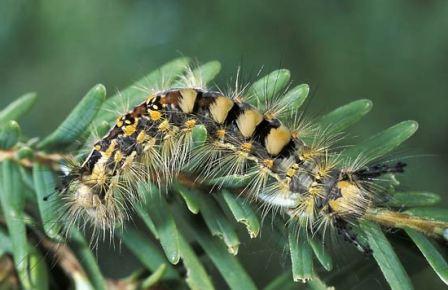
[58,63,448,250]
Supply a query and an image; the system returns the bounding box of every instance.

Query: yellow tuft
[87,162,108,186]
[136,131,147,143]
[286,163,300,178]
[122,151,137,170]
[158,120,170,132]
[317,162,334,179]
[240,142,253,153]
[262,159,274,169]
[309,185,323,197]
[329,181,362,216]
[298,146,322,161]
[114,150,123,162]
[123,118,138,136]
[184,119,197,129]
[216,129,226,139]
[103,140,117,158]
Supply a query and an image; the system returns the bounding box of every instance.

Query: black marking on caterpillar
[354,161,406,180]
[59,82,405,240]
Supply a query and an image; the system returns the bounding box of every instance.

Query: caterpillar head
[59,167,124,231]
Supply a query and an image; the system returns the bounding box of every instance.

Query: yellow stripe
[265,124,291,155]
[209,96,234,124]
[179,89,197,113]
[236,109,263,138]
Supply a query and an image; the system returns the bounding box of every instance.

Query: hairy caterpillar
[59,66,448,248]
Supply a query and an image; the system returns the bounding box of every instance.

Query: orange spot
[240,142,253,153]
[123,119,138,136]
[216,129,226,139]
[184,119,197,129]
[148,110,162,121]
[262,159,274,169]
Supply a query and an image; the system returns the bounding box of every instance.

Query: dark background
[1,1,447,289]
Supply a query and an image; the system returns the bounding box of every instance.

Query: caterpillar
[59,67,448,246]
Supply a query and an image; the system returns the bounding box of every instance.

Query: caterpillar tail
[280,163,448,241]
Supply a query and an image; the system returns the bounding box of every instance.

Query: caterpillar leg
[334,218,371,254]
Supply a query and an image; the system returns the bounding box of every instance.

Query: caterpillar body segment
[61,84,363,233]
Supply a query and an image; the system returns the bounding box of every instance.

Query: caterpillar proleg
[59,64,448,249]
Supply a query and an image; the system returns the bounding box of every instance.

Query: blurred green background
[0,0,447,289]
